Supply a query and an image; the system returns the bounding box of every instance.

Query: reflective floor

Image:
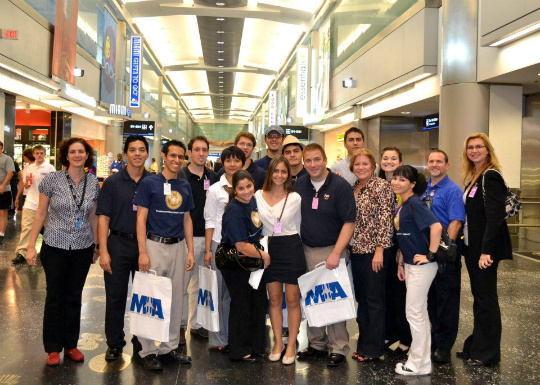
[1,215,539,385]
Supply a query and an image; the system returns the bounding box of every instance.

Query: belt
[147,233,183,244]
[110,230,137,240]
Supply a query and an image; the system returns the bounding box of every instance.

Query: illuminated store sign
[283,125,309,141]
[109,104,132,118]
[296,46,310,118]
[423,115,439,130]
[130,35,143,108]
[123,120,155,136]
[268,90,277,126]
[0,29,18,40]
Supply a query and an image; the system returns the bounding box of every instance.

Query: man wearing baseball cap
[281,135,307,186]
[255,125,285,171]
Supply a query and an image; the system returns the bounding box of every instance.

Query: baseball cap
[280,135,305,153]
[264,125,285,137]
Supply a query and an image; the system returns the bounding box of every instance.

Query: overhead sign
[129,35,143,108]
[423,114,439,130]
[51,0,78,85]
[0,29,18,40]
[283,125,309,141]
[268,90,277,126]
[123,120,155,136]
[109,104,131,118]
[296,46,310,118]
[100,9,117,105]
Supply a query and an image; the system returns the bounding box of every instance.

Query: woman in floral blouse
[349,149,395,362]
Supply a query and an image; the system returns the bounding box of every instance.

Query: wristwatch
[427,251,436,262]
[94,243,100,250]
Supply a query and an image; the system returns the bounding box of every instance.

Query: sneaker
[64,348,84,362]
[47,352,60,367]
[12,253,26,264]
[395,362,430,376]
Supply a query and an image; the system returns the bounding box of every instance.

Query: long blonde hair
[461,133,502,184]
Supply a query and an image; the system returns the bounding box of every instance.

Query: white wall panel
[71,115,106,140]
[74,53,101,101]
[480,0,540,37]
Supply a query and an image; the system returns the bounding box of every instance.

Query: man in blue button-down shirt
[422,149,465,364]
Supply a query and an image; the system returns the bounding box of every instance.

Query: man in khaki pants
[294,143,355,367]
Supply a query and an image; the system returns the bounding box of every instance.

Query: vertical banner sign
[130,36,143,108]
[296,46,310,118]
[100,9,117,104]
[268,91,277,126]
[51,0,79,85]
[316,20,330,117]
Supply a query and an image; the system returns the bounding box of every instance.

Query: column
[1,93,16,155]
[152,76,163,165]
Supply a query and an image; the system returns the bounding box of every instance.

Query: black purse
[215,242,264,272]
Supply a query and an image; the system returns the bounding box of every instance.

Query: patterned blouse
[39,171,100,250]
[351,176,394,254]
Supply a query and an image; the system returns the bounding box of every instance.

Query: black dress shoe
[230,354,257,363]
[465,358,488,367]
[297,346,328,359]
[432,349,450,364]
[12,253,26,264]
[190,327,209,338]
[142,354,163,371]
[456,351,470,360]
[105,347,122,361]
[160,350,192,364]
[327,353,346,367]
[132,336,142,353]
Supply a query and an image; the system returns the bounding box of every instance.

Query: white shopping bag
[249,269,264,289]
[196,266,220,332]
[298,259,356,328]
[129,270,172,342]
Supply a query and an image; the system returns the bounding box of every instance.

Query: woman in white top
[203,146,246,351]
[255,156,305,365]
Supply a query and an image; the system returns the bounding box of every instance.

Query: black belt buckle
[147,233,181,244]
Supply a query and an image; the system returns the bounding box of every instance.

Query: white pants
[182,236,206,329]
[404,262,438,374]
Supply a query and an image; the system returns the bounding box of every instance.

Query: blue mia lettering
[305,282,348,306]
[198,289,215,311]
[130,294,165,320]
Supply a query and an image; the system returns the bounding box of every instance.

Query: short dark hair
[344,127,365,142]
[124,135,149,153]
[162,139,187,156]
[393,165,427,196]
[188,136,210,151]
[23,148,35,162]
[429,149,449,163]
[234,132,256,147]
[221,146,246,166]
[303,143,326,160]
[58,137,94,168]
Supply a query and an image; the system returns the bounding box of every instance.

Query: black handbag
[215,242,264,272]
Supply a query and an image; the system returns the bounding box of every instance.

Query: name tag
[75,215,83,228]
[164,183,172,196]
[133,204,138,211]
[274,221,282,234]
[469,186,477,198]
[204,179,210,190]
[312,197,319,210]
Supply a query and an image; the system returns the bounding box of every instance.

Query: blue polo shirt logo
[130,293,165,320]
[197,289,215,311]
[304,282,348,306]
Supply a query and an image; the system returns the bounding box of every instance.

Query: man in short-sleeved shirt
[134,140,195,371]
[422,150,465,364]
[294,144,355,367]
[255,125,285,171]
[330,127,365,186]
[109,153,125,173]
[0,142,15,243]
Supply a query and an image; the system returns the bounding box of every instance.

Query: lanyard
[66,171,88,212]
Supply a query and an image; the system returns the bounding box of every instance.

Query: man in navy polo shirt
[422,149,465,364]
[97,135,150,361]
[294,143,355,367]
[134,140,195,371]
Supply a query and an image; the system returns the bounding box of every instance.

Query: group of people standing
[19,124,511,377]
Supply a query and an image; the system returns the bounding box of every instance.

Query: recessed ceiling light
[216,2,225,5]
[401,111,410,114]
[217,41,224,44]
[217,31,225,34]
[218,71,224,74]
[219,65,224,67]
[219,81,224,83]
[217,17,225,21]
[219,76,224,79]
[218,51,224,53]
[218,58,224,61]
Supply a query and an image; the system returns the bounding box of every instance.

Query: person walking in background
[150,158,158,174]
[14,148,34,213]
[0,141,15,244]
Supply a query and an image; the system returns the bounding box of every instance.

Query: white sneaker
[395,363,431,376]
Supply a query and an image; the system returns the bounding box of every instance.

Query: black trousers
[104,234,139,349]
[462,246,501,364]
[384,245,412,346]
[40,242,93,353]
[351,252,389,358]
[428,252,462,352]
[221,268,268,360]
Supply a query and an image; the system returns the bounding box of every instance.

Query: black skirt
[263,234,307,285]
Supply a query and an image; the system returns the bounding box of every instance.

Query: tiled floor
[1,214,539,385]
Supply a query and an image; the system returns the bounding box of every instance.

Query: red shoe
[47,352,60,366]
[64,348,84,362]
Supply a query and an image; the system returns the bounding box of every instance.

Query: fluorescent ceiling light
[217,41,224,44]
[490,22,540,47]
[356,73,434,105]
[217,18,225,21]
[248,0,258,6]
[184,0,194,4]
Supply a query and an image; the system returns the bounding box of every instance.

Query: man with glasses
[330,127,366,186]
[422,149,465,364]
[255,125,285,171]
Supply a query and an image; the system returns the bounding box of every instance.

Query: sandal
[355,354,380,362]
[352,352,362,359]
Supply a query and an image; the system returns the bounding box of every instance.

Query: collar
[310,168,333,188]
[353,175,376,190]
[121,166,149,181]
[218,173,232,187]
[427,174,450,191]
[183,164,210,179]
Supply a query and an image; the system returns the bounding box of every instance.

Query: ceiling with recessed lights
[123,0,325,127]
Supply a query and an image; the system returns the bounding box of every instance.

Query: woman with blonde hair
[458,133,512,366]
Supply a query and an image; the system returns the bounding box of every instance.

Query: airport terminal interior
[1,0,540,383]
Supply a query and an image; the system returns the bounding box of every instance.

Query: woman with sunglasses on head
[255,156,305,365]
[391,165,441,376]
[457,133,512,366]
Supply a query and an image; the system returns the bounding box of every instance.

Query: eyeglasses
[466,145,486,151]
[267,134,283,139]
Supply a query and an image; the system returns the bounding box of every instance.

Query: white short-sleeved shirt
[23,162,56,211]
[204,174,232,244]
[255,190,302,237]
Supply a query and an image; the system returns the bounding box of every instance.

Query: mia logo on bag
[130,294,165,320]
[198,289,215,311]
[305,282,348,306]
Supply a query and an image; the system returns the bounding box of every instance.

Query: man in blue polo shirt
[422,149,465,364]
[294,143,355,367]
[255,125,285,171]
[134,140,195,371]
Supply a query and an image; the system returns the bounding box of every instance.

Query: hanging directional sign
[123,120,155,136]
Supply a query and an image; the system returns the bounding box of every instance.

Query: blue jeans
[351,252,389,358]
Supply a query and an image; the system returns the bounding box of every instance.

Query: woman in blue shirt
[391,165,442,376]
[219,170,271,362]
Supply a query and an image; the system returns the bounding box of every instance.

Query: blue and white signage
[130,35,143,108]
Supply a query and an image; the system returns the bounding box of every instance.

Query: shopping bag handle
[146,270,157,275]
[314,262,326,269]
[315,261,340,277]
